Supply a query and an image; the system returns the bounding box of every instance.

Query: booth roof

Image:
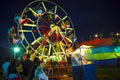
[77,38,113,48]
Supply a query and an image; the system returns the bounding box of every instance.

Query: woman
[16,60,23,80]
[34,58,48,80]
[8,60,19,80]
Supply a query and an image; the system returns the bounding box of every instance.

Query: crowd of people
[0,55,48,80]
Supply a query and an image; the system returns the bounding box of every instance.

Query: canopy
[77,38,113,48]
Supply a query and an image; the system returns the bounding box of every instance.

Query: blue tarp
[92,46,115,54]
[94,58,117,66]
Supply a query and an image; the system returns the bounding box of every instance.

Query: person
[29,57,39,80]
[34,58,48,80]
[66,53,72,65]
[117,57,120,66]
[71,53,84,80]
[115,53,120,66]
[8,60,19,80]
[16,60,23,80]
[7,26,24,45]
[0,65,3,80]
[2,57,11,80]
[22,54,33,80]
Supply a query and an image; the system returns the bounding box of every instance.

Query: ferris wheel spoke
[54,6,57,14]
[51,45,57,54]
[66,27,73,30]
[59,31,66,38]
[42,1,47,12]
[59,42,66,53]
[30,32,36,42]
[59,28,73,44]
[41,46,45,55]
[47,5,57,14]
[31,37,43,45]
[29,8,39,17]
[63,37,72,48]
[62,16,68,20]
[32,44,43,57]
[48,44,51,55]
[58,42,65,52]
[23,23,36,27]
[65,37,72,43]
[34,42,49,56]
[19,30,32,32]
[56,16,68,24]
[28,18,35,23]
[40,17,49,25]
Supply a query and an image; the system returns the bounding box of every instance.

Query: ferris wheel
[17,0,75,60]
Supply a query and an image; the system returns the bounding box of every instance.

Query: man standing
[2,57,11,80]
[22,54,33,80]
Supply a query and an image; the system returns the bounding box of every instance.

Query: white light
[95,34,98,38]
[14,47,20,53]
[80,45,93,56]
[116,33,119,36]
[80,45,93,48]
[81,49,85,56]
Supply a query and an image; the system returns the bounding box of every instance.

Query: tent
[77,38,113,48]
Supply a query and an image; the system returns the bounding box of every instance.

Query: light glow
[14,47,20,53]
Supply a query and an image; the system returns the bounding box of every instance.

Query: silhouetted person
[71,53,84,80]
[34,58,48,80]
[2,57,11,80]
[8,60,19,80]
[115,53,120,66]
[29,57,40,80]
[22,54,33,80]
[16,60,23,80]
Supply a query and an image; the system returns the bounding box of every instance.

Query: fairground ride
[16,0,75,61]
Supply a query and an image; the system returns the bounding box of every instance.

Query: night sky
[0,0,120,44]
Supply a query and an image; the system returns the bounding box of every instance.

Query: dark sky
[0,0,120,43]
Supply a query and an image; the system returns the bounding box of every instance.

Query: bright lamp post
[13,46,20,59]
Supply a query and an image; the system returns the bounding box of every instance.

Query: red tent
[77,38,113,48]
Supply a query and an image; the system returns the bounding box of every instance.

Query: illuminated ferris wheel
[17,0,75,60]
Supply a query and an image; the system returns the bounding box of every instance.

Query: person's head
[16,60,21,66]
[6,57,11,62]
[10,60,16,67]
[33,57,40,65]
[26,54,30,59]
